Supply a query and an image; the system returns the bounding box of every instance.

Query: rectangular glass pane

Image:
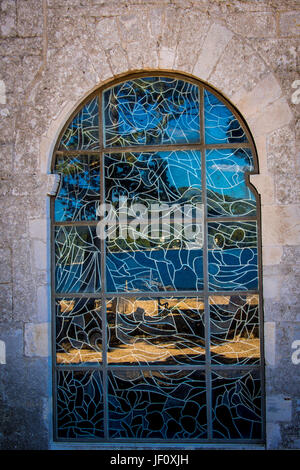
[209,294,260,365]
[206,148,256,218]
[211,369,262,439]
[54,155,100,221]
[57,370,104,439]
[56,298,102,364]
[204,90,248,144]
[103,77,200,147]
[104,150,203,292]
[106,296,205,365]
[55,225,101,293]
[108,369,207,439]
[208,221,258,291]
[58,96,99,150]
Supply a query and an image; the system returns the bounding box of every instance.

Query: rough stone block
[36,285,50,322]
[24,322,49,357]
[32,239,47,272]
[265,322,276,366]
[267,394,292,422]
[16,0,44,38]
[193,23,233,80]
[209,37,267,98]
[0,248,12,282]
[279,11,300,37]
[226,11,276,38]
[0,284,12,322]
[248,98,293,137]
[261,205,300,246]
[266,422,282,449]
[28,218,47,241]
[250,174,275,205]
[262,246,283,266]
[236,73,282,118]
[0,0,17,38]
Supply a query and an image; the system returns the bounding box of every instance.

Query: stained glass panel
[204,90,248,144]
[103,77,200,147]
[56,298,102,364]
[211,369,262,439]
[108,369,207,439]
[57,370,104,438]
[209,294,260,364]
[106,296,205,365]
[53,75,262,443]
[208,221,258,291]
[55,225,101,293]
[206,148,256,217]
[58,96,99,150]
[54,155,100,221]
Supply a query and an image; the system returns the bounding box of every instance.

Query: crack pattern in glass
[56,298,102,364]
[57,370,104,438]
[211,369,262,439]
[108,369,207,439]
[104,77,200,146]
[59,96,99,150]
[208,221,258,291]
[55,226,101,293]
[206,148,256,217]
[54,155,100,221]
[106,297,205,365]
[204,90,248,144]
[52,74,263,443]
[209,294,260,365]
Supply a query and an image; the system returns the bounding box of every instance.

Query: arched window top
[54,74,253,152]
[52,73,263,443]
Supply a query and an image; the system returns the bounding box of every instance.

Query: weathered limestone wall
[0,0,299,449]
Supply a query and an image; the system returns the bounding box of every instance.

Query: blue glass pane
[103,77,200,146]
[57,370,104,439]
[208,221,258,291]
[212,369,262,439]
[206,148,256,217]
[56,298,102,364]
[209,294,260,365]
[108,369,207,439]
[106,247,203,293]
[55,226,101,293]
[105,150,202,204]
[59,97,99,150]
[54,155,100,221]
[104,150,203,292]
[204,90,248,144]
[107,297,205,365]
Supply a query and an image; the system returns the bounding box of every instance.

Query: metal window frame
[50,71,265,444]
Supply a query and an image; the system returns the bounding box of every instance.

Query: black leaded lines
[204,90,248,144]
[208,221,258,291]
[53,76,262,443]
[59,97,99,150]
[106,297,205,365]
[57,370,104,438]
[56,298,102,364]
[55,226,101,293]
[54,155,100,221]
[209,294,260,365]
[211,369,262,439]
[105,150,202,205]
[103,77,200,146]
[206,148,256,217]
[108,369,207,439]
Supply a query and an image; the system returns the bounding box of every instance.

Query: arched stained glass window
[51,73,264,443]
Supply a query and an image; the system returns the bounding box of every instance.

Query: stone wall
[0,0,299,449]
